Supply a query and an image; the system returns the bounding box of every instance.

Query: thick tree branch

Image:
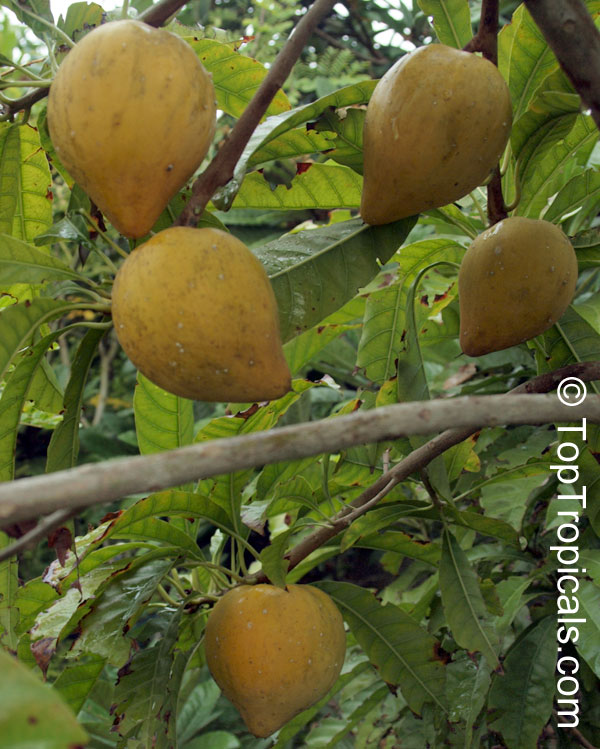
[175,0,337,226]
[525,0,600,133]
[0,362,598,531]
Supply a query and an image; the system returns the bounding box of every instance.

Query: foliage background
[0,0,599,747]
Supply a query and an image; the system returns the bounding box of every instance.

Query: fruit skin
[47,20,216,239]
[360,44,512,225]
[111,226,291,402]
[459,217,578,357]
[204,584,346,738]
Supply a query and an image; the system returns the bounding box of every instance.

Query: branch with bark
[1,363,598,566]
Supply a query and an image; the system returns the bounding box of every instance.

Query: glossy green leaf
[0,123,52,240]
[575,579,600,677]
[234,81,377,183]
[495,577,536,635]
[283,322,359,375]
[26,356,64,415]
[0,649,88,748]
[417,0,472,48]
[186,38,290,118]
[488,616,557,747]
[259,528,292,588]
[0,328,65,482]
[543,169,600,224]
[53,654,106,716]
[315,107,364,174]
[248,127,334,167]
[134,374,194,452]
[505,4,559,122]
[255,216,416,342]
[0,298,80,383]
[231,163,362,210]
[317,581,447,715]
[0,533,18,649]
[0,233,83,284]
[439,528,499,666]
[46,325,107,473]
[69,557,174,666]
[518,115,597,218]
[111,607,183,745]
[57,1,103,38]
[357,238,463,384]
[357,530,442,567]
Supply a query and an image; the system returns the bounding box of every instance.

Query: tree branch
[0,363,598,531]
[525,0,600,134]
[175,0,337,226]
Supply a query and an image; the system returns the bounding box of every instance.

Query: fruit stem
[120,0,130,19]
[157,583,179,606]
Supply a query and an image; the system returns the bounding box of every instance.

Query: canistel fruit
[47,20,216,238]
[361,44,512,224]
[204,584,346,738]
[458,217,578,356]
[111,227,291,402]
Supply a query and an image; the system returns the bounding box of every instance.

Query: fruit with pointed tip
[459,217,578,357]
[204,584,346,738]
[360,44,512,225]
[47,19,216,238]
[111,227,291,402]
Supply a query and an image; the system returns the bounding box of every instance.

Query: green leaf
[0,123,52,240]
[317,581,447,715]
[0,649,88,748]
[488,616,557,748]
[0,0,54,43]
[134,373,194,464]
[575,579,600,678]
[357,238,464,384]
[314,107,365,174]
[57,1,103,38]
[0,533,19,649]
[543,169,600,224]
[0,298,81,383]
[70,557,174,666]
[46,325,107,473]
[234,81,376,183]
[111,607,184,745]
[248,127,334,167]
[417,0,473,48]
[186,38,290,119]
[53,654,106,716]
[259,529,292,588]
[255,216,416,342]
[230,163,362,211]
[517,115,597,218]
[0,233,84,284]
[439,528,499,666]
[505,4,560,122]
[283,322,359,375]
[0,328,65,482]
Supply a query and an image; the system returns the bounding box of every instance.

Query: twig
[0,508,77,562]
[0,362,598,530]
[175,0,338,226]
[525,0,600,134]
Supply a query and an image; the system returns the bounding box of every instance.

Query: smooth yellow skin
[459,217,578,356]
[48,20,216,238]
[204,584,346,738]
[361,44,512,225]
[111,227,291,402]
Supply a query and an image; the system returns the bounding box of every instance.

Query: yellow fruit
[47,20,216,238]
[459,217,578,357]
[360,44,512,225]
[111,227,291,402]
[204,584,346,738]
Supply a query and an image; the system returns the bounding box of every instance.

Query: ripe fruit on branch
[47,20,216,238]
[204,584,346,738]
[111,227,291,402]
[458,217,578,357]
[360,44,512,225]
